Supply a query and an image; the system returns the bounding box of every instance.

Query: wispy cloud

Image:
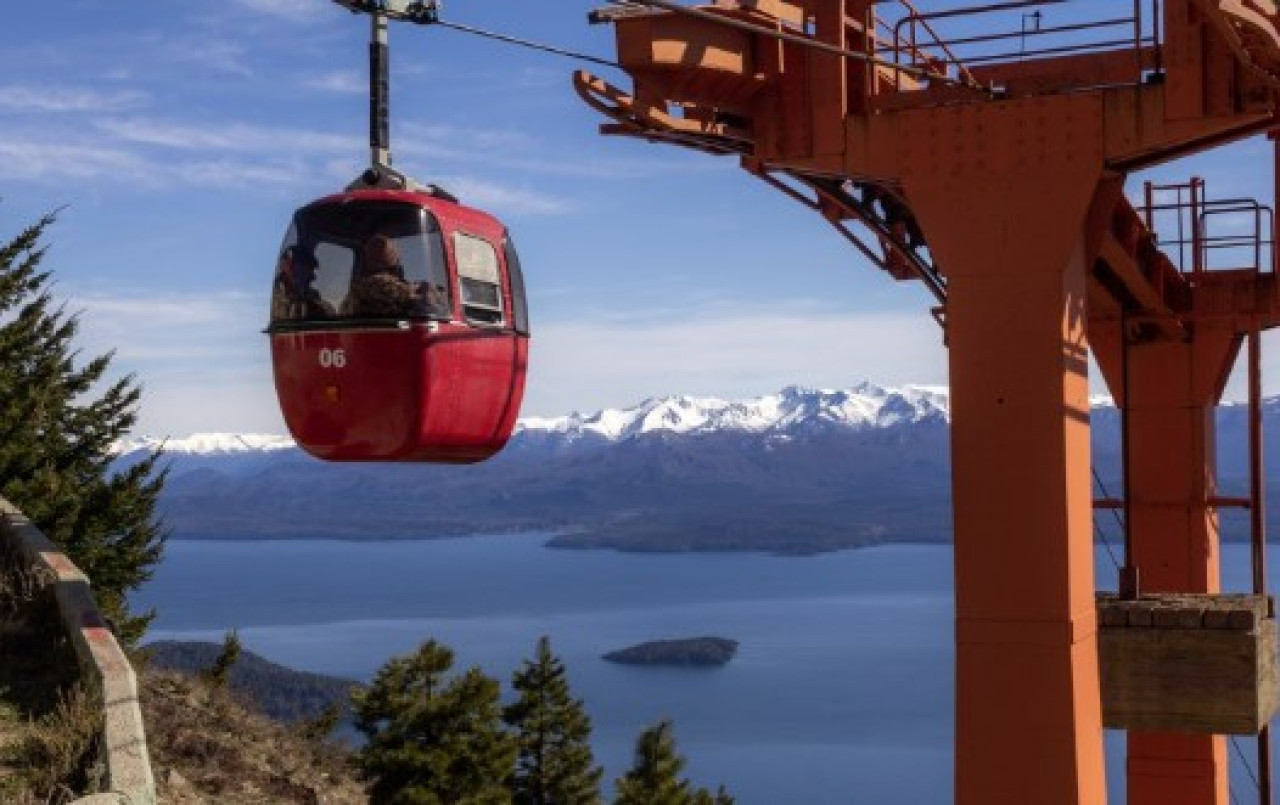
[402,123,538,152]
[0,133,321,190]
[432,175,570,216]
[149,33,255,77]
[395,121,720,181]
[522,307,951,418]
[72,288,282,434]
[304,70,366,94]
[229,0,328,22]
[95,117,356,154]
[0,85,146,113]
[75,289,260,331]
[0,138,147,181]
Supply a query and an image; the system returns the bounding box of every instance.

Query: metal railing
[876,0,1161,91]
[1142,178,1276,275]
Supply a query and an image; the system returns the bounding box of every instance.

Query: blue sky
[0,1,1271,436]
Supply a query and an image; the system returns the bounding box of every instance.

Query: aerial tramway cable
[432,19,622,69]
[346,1,625,69]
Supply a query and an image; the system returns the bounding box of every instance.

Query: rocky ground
[139,664,367,804]
[2,539,368,804]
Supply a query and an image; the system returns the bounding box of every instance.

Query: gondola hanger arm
[332,0,440,24]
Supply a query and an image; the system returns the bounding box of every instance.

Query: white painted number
[318,348,347,369]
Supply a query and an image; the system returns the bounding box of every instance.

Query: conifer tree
[691,785,735,805]
[503,635,602,805]
[614,720,733,805]
[0,213,166,646]
[204,629,241,687]
[352,639,516,804]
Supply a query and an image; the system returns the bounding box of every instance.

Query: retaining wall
[0,497,156,805]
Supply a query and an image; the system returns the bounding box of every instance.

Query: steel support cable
[1090,467,1124,572]
[1094,445,1264,801]
[431,19,623,69]
[608,0,987,91]
[1091,477,1263,805]
[1230,735,1263,799]
[341,1,625,69]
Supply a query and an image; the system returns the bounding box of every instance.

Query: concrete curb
[1,497,156,805]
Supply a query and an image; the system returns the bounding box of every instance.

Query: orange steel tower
[577,2,1280,803]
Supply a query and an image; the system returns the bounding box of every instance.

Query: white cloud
[0,134,321,190]
[50,289,280,434]
[173,158,317,189]
[72,290,1280,437]
[395,121,722,181]
[0,85,145,113]
[0,118,581,201]
[132,369,285,437]
[304,70,366,94]
[156,34,255,77]
[0,138,147,181]
[229,0,327,22]
[72,290,264,364]
[400,122,538,152]
[432,175,570,216]
[95,118,356,154]
[521,307,951,418]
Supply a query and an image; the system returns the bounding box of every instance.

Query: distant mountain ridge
[516,383,950,443]
[116,383,1274,553]
[116,383,952,455]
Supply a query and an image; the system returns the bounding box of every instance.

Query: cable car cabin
[267,188,530,462]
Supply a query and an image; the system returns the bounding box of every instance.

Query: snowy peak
[113,384,953,457]
[112,433,296,456]
[517,382,950,443]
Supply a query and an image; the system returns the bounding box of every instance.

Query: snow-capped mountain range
[516,383,951,442]
[121,382,1273,553]
[115,383,952,456]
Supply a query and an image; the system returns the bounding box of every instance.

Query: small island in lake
[602,637,739,667]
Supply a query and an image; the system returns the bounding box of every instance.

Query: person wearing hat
[345,233,433,318]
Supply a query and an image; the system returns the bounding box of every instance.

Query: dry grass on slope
[0,546,104,804]
[139,665,367,804]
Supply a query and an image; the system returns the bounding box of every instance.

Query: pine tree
[614,720,693,805]
[0,213,166,646]
[502,636,602,805]
[352,639,516,804]
[614,720,733,805]
[691,785,735,805]
[204,629,241,687]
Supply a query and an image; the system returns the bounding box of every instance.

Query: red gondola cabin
[268,187,530,462]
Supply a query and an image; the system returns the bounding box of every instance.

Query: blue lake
[133,537,1275,804]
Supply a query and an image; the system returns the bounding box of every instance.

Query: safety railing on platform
[877,0,1161,91]
[1142,178,1277,276]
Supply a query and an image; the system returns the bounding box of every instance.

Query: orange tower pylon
[580,2,1280,803]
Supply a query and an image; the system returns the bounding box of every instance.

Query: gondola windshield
[270,200,450,328]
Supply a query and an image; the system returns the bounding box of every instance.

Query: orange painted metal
[901,107,1109,803]
[1092,330,1236,804]
[581,1,1280,802]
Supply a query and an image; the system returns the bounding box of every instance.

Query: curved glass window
[504,235,530,336]
[269,200,451,327]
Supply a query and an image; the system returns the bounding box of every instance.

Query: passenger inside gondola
[272,246,336,321]
[271,202,454,328]
[344,233,450,318]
